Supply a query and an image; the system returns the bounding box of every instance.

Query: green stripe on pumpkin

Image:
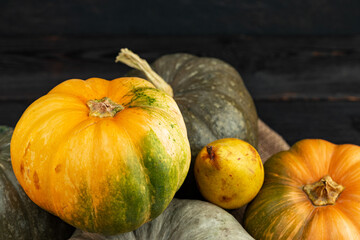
[244,183,306,239]
[70,154,151,234]
[70,181,95,232]
[95,169,150,235]
[124,87,170,110]
[140,129,179,219]
[81,155,151,235]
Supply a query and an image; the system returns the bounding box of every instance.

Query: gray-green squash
[116,49,258,198]
[0,126,74,240]
[70,198,254,240]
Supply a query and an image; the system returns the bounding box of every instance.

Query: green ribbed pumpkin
[0,126,74,240]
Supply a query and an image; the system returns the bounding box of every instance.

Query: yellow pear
[194,138,264,209]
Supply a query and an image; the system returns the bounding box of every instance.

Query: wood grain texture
[1,0,359,35]
[257,101,360,146]
[1,36,360,100]
[1,36,360,146]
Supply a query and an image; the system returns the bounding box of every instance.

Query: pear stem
[207,146,215,161]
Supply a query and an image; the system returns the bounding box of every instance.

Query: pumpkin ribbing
[244,139,360,239]
[11,77,191,235]
[0,126,74,240]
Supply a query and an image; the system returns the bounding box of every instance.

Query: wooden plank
[0,100,32,127]
[1,1,359,35]
[1,36,360,101]
[256,101,360,146]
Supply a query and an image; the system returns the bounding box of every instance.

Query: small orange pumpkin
[10,77,191,235]
[244,139,360,239]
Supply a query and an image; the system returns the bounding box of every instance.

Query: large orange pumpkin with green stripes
[10,77,191,235]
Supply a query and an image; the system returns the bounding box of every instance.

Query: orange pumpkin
[244,139,360,239]
[10,77,191,234]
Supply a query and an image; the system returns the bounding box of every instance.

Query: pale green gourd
[71,198,254,240]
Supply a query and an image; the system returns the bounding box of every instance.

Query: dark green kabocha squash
[70,198,254,240]
[116,49,258,198]
[0,126,74,240]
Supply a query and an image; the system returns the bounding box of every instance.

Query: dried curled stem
[115,48,173,97]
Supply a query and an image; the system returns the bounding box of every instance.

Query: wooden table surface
[1,35,360,146]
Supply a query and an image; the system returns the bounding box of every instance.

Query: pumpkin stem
[303,175,345,206]
[87,97,124,118]
[115,48,174,97]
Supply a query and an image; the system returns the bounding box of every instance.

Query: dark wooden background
[1,0,360,35]
[1,1,360,147]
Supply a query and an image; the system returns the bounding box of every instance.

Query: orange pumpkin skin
[10,77,191,235]
[244,139,360,240]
